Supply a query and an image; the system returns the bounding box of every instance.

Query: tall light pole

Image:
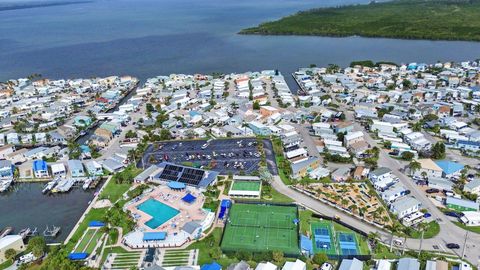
[462,231,469,259]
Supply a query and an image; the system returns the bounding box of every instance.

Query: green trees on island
[240,0,480,41]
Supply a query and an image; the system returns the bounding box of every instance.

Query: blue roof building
[201,262,222,270]
[33,160,49,178]
[434,160,464,177]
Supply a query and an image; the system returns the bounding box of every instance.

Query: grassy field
[240,0,480,41]
[454,221,480,234]
[75,229,96,252]
[408,221,441,239]
[221,203,300,255]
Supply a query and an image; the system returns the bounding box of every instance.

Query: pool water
[137,199,180,229]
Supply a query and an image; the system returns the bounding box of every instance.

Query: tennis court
[221,203,300,255]
[311,221,337,255]
[231,181,261,191]
[337,232,359,255]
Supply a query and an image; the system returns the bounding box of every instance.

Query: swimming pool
[137,199,180,229]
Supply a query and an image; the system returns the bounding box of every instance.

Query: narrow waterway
[0,183,98,243]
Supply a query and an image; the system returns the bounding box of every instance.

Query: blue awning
[182,193,196,204]
[300,235,313,255]
[221,199,231,208]
[201,262,222,270]
[68,253,89,260]
[88,221,105,227]
[143,232,167,241]
[168,181,186,189]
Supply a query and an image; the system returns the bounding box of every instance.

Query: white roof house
[460,211,480,226]
[282,260,306,270]
[339,258,363,270]
[51,163,66,177]
[375,260,391,270]
[256,262,277,270]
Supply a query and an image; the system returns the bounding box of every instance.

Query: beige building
[0,235,25,263]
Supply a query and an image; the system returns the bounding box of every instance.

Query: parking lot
[142,138,278,175]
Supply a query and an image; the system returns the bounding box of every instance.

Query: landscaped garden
[295,182,392,227]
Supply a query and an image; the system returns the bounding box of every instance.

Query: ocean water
[1,0,480,83]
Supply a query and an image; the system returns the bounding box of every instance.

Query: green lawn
[101,246,141,265]
[85,231,103,254]
[65,208,107,252]
[408,221,440,239]
[0,260,13,270]
[188,228,238,267]
[241,0,480,41]
[107,228,119,245]
[75,229,96,252]
[454,221,480,234]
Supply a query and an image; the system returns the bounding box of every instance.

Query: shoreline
[238,31,480,43]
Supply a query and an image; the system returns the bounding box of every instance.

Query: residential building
[0,160,13,179]
[33,160,49,178]
[282,260,306,270]
[338,258,363,270]
[446,197,479,211]
[397,258,420,270]
[390,197,421,218]
[291,157,320,179]
[0,235,25,263]
[415,159,443,179]
[68,159,85,177]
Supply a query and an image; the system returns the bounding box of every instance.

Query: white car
[320,263,333,270]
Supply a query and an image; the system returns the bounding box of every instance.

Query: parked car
[446,243,460,249]
[444,211,462,218]
[426,188,440,194]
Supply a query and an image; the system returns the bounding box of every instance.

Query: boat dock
[52,178,76,193]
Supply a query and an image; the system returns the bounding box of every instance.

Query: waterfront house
[74,115,92,127]
[68,159,85,177]
[0,160,13,179]
[84,160,103,176]
[51,163,66,177]
[102,158,124,173]
[0,235,25,264]
[33,160,49,178]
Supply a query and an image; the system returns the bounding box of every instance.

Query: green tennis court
[231,181,261,191]
[221,203,300,255]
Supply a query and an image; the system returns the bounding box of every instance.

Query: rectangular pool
[137,199,180,229]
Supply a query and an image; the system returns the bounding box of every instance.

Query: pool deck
[126,185,207,235]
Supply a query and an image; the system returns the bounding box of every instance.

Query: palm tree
[409,160,421,175]
[387,222,402,252]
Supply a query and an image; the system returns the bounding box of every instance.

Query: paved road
[271,175,480,263]
[343,108,480,263]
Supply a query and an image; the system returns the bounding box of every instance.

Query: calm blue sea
[1,0,480,82]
